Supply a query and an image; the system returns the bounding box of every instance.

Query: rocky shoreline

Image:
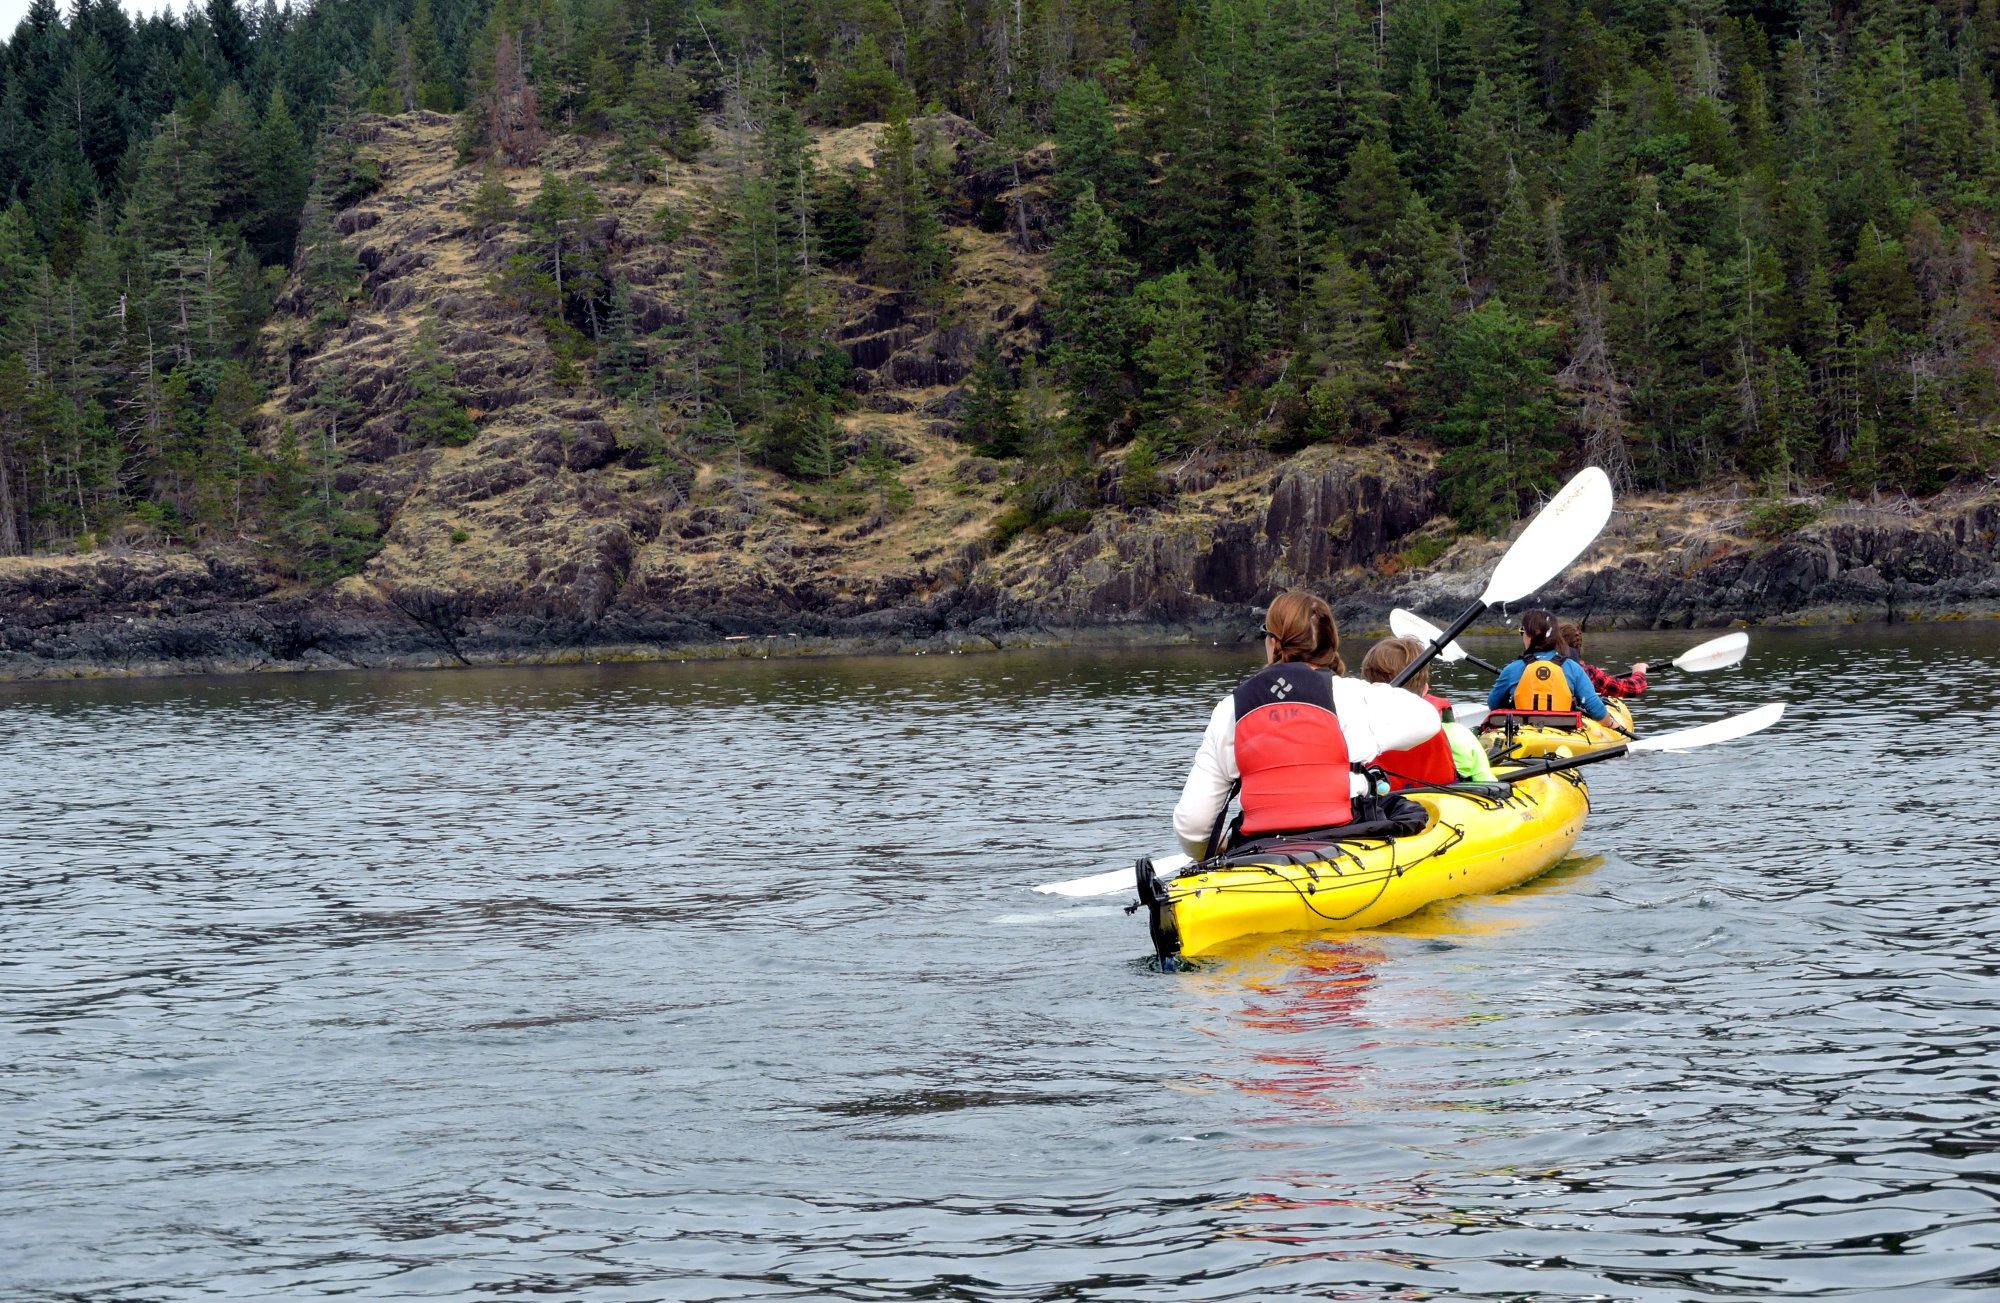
[5,483,1997,681]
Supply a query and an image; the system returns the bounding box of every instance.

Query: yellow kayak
[1137,770,1591,963]
[1482,697,1635,760]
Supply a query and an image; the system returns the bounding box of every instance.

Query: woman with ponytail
[1486,607,1609,721]
[1171,590,1442,859]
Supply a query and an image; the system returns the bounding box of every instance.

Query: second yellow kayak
[1483,697,1635,760]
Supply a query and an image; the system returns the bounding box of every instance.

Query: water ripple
[4,628,2000,1299]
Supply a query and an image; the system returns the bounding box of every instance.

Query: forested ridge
[1,0,1998,583]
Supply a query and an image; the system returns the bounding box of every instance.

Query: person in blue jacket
[1487,608,1609,720]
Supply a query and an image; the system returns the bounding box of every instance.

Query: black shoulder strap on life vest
[1232,662,1336,718]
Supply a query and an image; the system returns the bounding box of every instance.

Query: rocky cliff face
[3,113,1999,680]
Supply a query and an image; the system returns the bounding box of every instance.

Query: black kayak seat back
[1203,809,1433,872]
[1484,707,1584,728]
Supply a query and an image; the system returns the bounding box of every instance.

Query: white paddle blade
[1481,466,1615,606]
[1673,631,1750,673]
[1391,608,1467,663]
[1453,701,1492,729]
[1630,703,1785,753]
[1033,853,1193,898]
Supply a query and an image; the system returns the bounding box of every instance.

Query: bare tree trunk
[1561,279,1636,491]
[0,449,20,556]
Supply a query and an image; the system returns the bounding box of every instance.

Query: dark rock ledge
[3,495,1998,682]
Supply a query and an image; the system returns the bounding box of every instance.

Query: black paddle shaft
[1390,599,1487,688]
[1500,744,1631,783]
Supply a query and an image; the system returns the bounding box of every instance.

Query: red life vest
[1232,662,1353,836]
[1374,692,1457,790]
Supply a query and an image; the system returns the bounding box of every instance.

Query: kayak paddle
[1035,703,1785,899]
[1495,702,1787,782]
[1671,631,1749,674]
[1390,467,1614,689]
[1389,608,1502,674]
[1625,700,1783,751]
[1035,853,1191,898]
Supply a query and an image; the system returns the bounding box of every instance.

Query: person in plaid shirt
[1558,622,1648,698]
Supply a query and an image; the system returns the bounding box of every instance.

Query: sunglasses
[1258,627,1276,639]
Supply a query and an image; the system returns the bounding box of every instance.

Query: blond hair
[1360,636,1430,694]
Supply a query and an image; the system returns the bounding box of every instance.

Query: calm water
[5,623,2000,1301]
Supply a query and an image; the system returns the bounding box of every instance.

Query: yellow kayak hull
[1146,771,1591,961]
[1483,698,1635,759]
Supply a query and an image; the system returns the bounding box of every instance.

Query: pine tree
[405,315,477,448]
[204,0,252,79]
[207,84,261,237]
[959,334,1024,457]
[1046,184,1135,440]
[468,170,516,233]
[1424,298,1562,534]
[265,419,381,580]
[1486,165,1547,308]
[1394,69,1454,199]
[1288,244,1390,448]
[1560,114,1626,277]
[1132,268,1219,452]
[599,279,651,399]
[122,112,218,255]
[1052,76,1137,217]
[1276,0,1387,202]
[863,112,948,303]
[56,32,122,188]
[408,0,453,111]
[253,88,310,266]
[1338,139,1412,253]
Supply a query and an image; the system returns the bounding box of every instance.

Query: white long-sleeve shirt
[1171,674,1445,860]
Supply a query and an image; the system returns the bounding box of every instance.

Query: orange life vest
[1232,663,1353,836]
[1512,654,1576,714]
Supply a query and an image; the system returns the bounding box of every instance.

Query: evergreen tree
[1487,166,1548,308]
[1286,244,1391,448]
[1394,70,1454,199]
[408,0,453,111]
[599,279,651,399]
[122,112,218,255]
[469,170,516,233]
[1423,298,1562,534]
[265,419,381,579]
[1046,185,1135,440]
[1052,76,1137,218]
[1338,139,1412,253]
[404,314,477,448]
[959,334,1024,457]
[1132,268,1219,452]
[253,88,310,266]
[863,112,948,303]
[1560,114,1627,277]
[204,0,251,78]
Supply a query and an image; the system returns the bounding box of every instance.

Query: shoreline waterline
[7,605,2000,685]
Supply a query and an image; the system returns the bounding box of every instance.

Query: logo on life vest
[1269,676,1293,699]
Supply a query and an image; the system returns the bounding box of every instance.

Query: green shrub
[1397,535,1451,570]
[1746,499,1819,541]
